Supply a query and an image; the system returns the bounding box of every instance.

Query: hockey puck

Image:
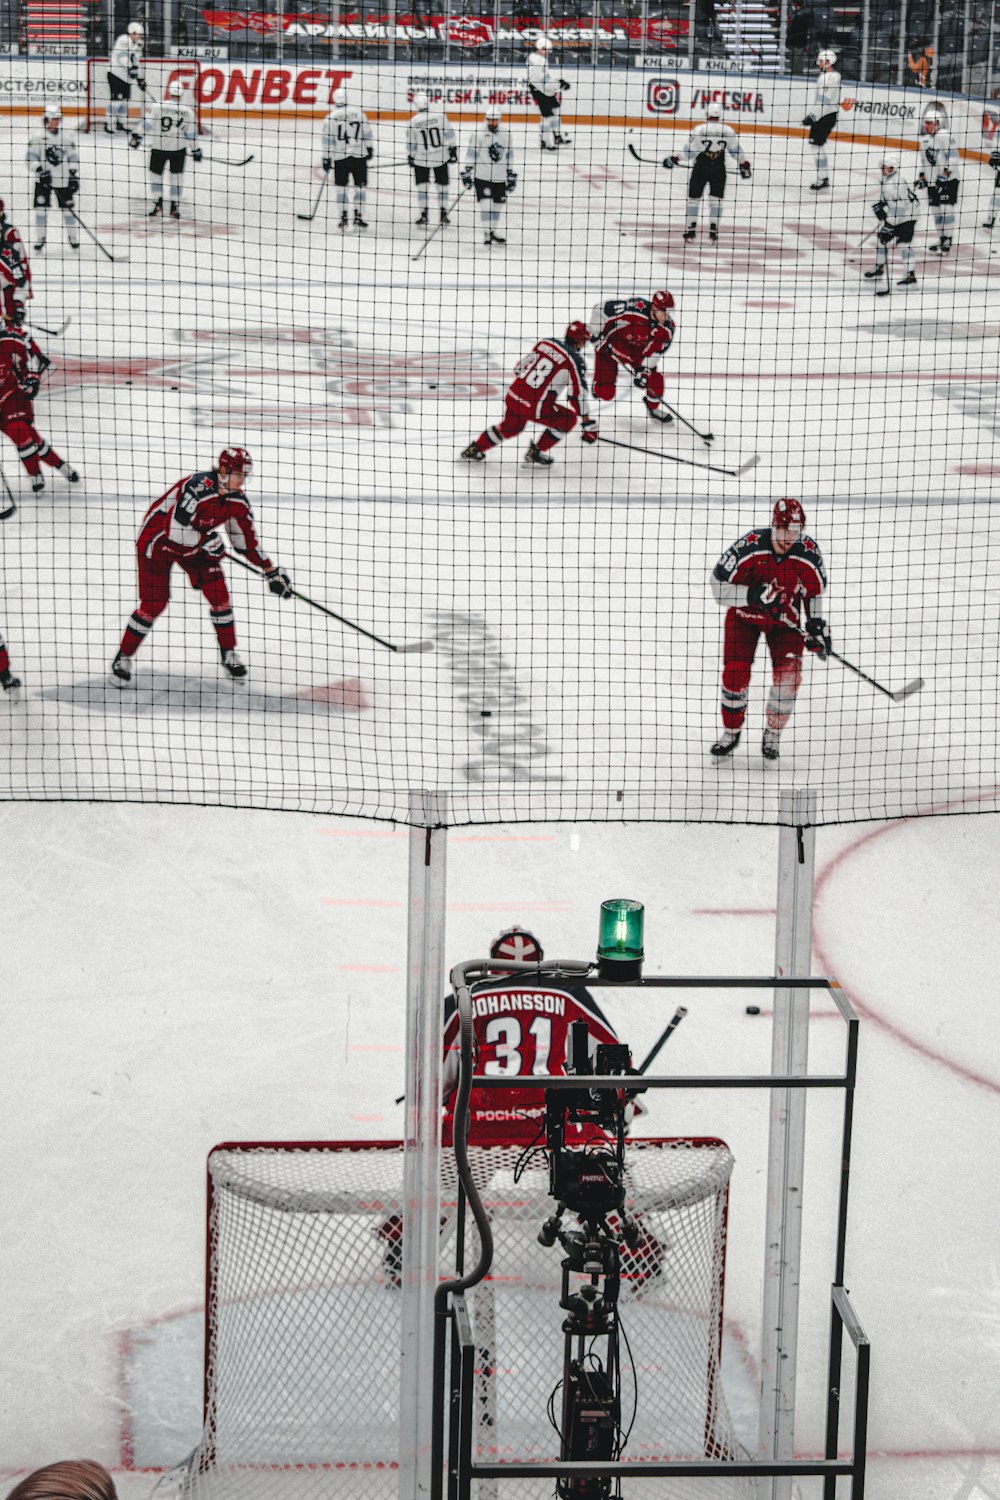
[428,382,438,389]
[746,1004,761,1015]
[481,710,492,717]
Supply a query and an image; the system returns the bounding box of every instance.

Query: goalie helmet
[490,927,544,966]
[412,90,429,111]
[218,446,252,480]
[817,48,837,68]
[922,111,942,134]
[651,288,675,312]
[772,497,805,530]
[564,320,590,347]
[706,101,723,119]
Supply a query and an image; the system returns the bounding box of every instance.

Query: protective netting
[1,54,999,827]
[179,1139,754,1500]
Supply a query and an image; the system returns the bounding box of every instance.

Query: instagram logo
[646,78,679,113]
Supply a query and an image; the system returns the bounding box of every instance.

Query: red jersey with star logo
[713,527,827,626]
[590,296,675,373]
[137,469,273,570]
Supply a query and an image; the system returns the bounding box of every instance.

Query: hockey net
[179,1138,750,1500]
[82,57,204,134]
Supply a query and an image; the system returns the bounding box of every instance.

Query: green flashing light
[596,899,645,981]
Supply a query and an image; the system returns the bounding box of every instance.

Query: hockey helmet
[0,198,7,225]
[772,497,805,531]
[534,36,554,51]
[651,288,675,312]
[817,48,837,68]
[412,90,429,111]
[332,86,348,106]
[706,101,723,120]
[564,320,590,347]
[43,102,63,123]
[490,927,544,966]
[164,77,192,103]
[218,446,252,480]
[881,155,900,176]
[922,111,942,134]
[127,21,144,42]
[485,105,502,126]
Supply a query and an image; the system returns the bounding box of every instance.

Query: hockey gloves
[877,223,895,243]
[201,531,226,559]
[739,160,752,179]
[633,369,650,389]
[873,202,888,221]
[991,150,1000,170]
[662,155,679,170]
[191,147,203,163]
[366,146,375,160]
[266,566,293,600]
[581,418,599,445]
[506,170,517,193]
[322,156,333,172]
[66,174,79,200]
[461,168,473,189]
[448,146,458,164]
[129,134,142,149]
[805,617,832,658]
[802,113,817,126]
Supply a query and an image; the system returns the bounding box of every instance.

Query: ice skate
[110,651,132,687]
[148,198,162,218]
[524,441,554,467]
[33,237,45,252]
[339,210,349,230]
[439,209,450,225]
[103,121,115,135]
[1,668,21,693]
[461,442,486,462]
[59,460,80,484]
[709,223,718,241]
[810,177,830,191]
[487,230,505,245]
[710,729,741,759]
[169,201,180,220]
[554,133,571,146]
[540,141,557,152]
[864,263,885,279]
[221,648,248,680]
[353,211,368,228]
[68,237,80,250]
[683,226,696,241]
[645,402,673,424]
[415,208,429,226]
[983,216,995,229]
[30,473,44,494]
[762,727,781,761]
[896,271,917,287]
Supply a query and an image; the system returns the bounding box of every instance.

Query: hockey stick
[636,1006,688,1075]
[661,401,714,445]
[596,434,759,477]
[798,626,922,701]
[32,316,73,337]
[67,207,123,262]
[296,170,330,222]
[412,181,473,262]
[627,139,668,168]
[225,552,433,653]
[0,463,16,520]
[205,152,255,167]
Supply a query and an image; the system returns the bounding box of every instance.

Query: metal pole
[399,791,449,1500]
[896,0,908,88]
[389,0,396,65]
[758,786,817,1500]
[640,0,648,67]
[860,0,870,84]
[960,0,971,94]
[931,0,940,87]
[592,0,599,69]
[689,0,696,67]
[778,0,787,74]
[989,0,998,96]
[277,0,285,64]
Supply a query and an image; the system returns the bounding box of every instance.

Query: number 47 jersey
[441,976,622,1146]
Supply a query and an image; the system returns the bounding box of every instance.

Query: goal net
[82,57,204,134]
[179,1138,747,1500]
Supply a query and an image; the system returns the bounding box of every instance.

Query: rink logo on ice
[433,612,560,784]
[646,78,679,114]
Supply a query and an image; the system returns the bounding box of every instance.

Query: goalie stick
[597,434,759,477]
[225,551,433,653]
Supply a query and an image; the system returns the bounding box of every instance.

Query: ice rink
[0,93,999,1500]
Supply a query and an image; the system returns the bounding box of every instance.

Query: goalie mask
[490,927,544,967]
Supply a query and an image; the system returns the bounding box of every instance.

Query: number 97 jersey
[441,977,622,1146]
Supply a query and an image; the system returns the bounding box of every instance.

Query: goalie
[378,927,664,1291]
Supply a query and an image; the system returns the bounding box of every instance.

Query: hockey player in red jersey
[590,290,676,425]
[0,317,79,494]
[110,447,292,687]
[0,199,32,326]
[461,321,596,467]
[378,926,663,1291]
[710,497,830,762]
[0,630,21,693]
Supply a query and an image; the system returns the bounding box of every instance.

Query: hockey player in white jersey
[132,78,201,220]
[865,157,921,295]
[663,102,751,241]
[26,104,80,251]
[462,106,515,247]
[322,87,375,231]
[917,111,958,253]
[407,93,458,227]
[803,49,841,191]
[985,148,1000,230]
[526,37,570,151]
[103,22,145,135]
